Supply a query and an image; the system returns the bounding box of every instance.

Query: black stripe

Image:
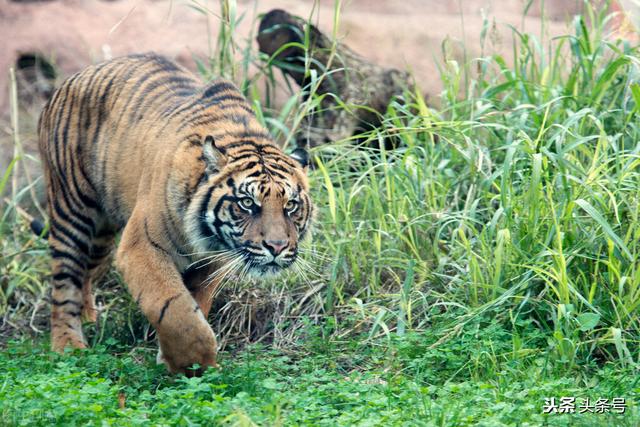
[68,165,98,208]
[202,80,238,98]
[265,160,294,174]
[148,54,184,73]
[270,154,300,170]
[51,248,86,269]
[49,220,90,254]
[157,294,181,324]
[131,76,197,122]
[160,95,199,117]
[86,65,123,160]
[228,148,264,157]
[49,225,89,256]
[52,299,82,307]
[212,195,236,233]
[217,102,254,113]
[185,104,254,126]
[52,171,95,226]
[174,99,252,132]
[52,272,83,289]
[264,167,289,180]
[74,64,107,194]
[53,282,75,291]
[243,161,259,170]
[145,89,197,122]
[51,196,94,237]
[174,101,254,132]
[55,264,85,278]
[241,168,265,181]
[65,70,99,196]
[79,67,105,132]
[228,153,259,163]
[206,94,247,104]
[59,73,85,196]
[183,133,203,147]
[51,76,78,185]
[223,140,261,151]
[299,194,312,239]
[217,130,272,141]
[199,186,216,239]
[113,64,180,128]
[162,83,232,118]
[90,244,113,259]
[144,219,171,256]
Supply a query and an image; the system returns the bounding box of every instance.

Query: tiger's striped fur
[37,53,313,375]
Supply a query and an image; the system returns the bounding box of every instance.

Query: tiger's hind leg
[48,201,94,352]
[82,229,116,323]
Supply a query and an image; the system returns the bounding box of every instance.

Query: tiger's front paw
[157,298,218,376]
[157,323,219,376]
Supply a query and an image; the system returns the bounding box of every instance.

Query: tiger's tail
[3,198,49,239]
[30,218,48,238]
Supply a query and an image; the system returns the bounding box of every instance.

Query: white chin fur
[246,264,286,279]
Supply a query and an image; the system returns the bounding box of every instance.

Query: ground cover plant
[1,0,640,425]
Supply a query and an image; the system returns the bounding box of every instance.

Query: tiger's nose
[263,239,288,256]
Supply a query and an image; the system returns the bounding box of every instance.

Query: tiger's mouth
[198,242,298,279]
[243,251,297,277]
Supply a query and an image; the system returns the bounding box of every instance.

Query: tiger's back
[41,53,211,225]
[38,53,313,375]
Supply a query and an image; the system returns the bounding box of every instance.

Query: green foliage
[1,314,638,426]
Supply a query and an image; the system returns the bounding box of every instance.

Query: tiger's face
[187,135,313,277]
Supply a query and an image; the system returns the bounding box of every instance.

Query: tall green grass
[300,1,640,369]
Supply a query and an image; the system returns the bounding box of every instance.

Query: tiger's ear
[202,135,227,175]
[290,147,309,171]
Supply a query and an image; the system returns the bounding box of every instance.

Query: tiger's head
[186,134,313,277]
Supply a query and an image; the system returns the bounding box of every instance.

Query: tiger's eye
[285,200,298,212]
[239,198,254,210]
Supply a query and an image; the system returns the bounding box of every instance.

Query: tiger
[37,53,313,375]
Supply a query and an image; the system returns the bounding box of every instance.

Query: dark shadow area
[15,52,56,106]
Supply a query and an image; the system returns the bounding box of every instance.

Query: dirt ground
[0,0,588,114]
